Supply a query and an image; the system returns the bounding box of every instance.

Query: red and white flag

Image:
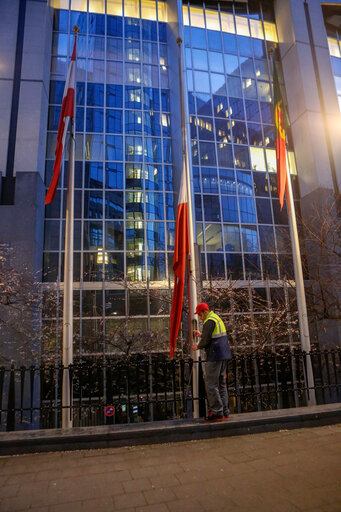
[45,37,77,205]
[169,164,190,358]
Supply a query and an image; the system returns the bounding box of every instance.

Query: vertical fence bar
[7,365,15,431]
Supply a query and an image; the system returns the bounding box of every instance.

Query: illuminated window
[220,12,235,34]
[264,22,278,43]
[250,147,266,171]
[328,38,340,58]
[89,0,105,13]
[190,6,204,28]
[71,0,87,11]
[182,5,189,26]
[265,148,276,173]
[205,9,220,31]
[51,0,69,8]
[141,0,156,21]
[107,0,123,16]
[124,0,140,18]
[235,16,250,37]
[158,1,167,22]
[288,151,297,175]
[250,19,264,40]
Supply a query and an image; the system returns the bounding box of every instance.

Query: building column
[274,0,341,345]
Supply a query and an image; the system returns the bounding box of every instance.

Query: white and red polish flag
[45,37,77,205]
[169,163,190,358]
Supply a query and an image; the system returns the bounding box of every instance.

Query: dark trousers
[202,360,229,416]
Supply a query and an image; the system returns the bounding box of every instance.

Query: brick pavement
[0,423,340,512]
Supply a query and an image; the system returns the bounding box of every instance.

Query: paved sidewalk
[0,424,341,512]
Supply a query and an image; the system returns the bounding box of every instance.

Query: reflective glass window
[146,222,165,250]
[259,225,275,251]
[142,20,157,41]
[105,162,123,189]
[147,253,166,281]
[126,252,145,281]
[200,141,216,165]
[197,93,213,116]
[260,102,273,124]
[207,254,225,278]
[237,171,253,196]
[194,71,210,93]
[143,87,160,111]
[193,166,201,193]
[237,35,252,56]
[209,51,224,73]
[253,173,269,197]
[201,167,218,193]
[245,99,260,122]
[207,31,222,51]
[255,198,272,223]
[107,84,123,108]
[241,226,259,252]
[211,73,226,96]
[53,9,68,31]
[125,110,142,134]
[219,168,236,194]
[126,163,143,189]
[107,37,123,60]
[145,137,162,162]
[195,194,203,221]
[239,196,256,223]
[125,18,140,39]
[191,27,206,49]
[84,162,103,188]
[144,112,161,136]
[125,39,141,62]
[234,145,250,169]
[244,254,261,279]
[242,77,257,99]
[126,221,145,250]
[197,117,214,140]
[205,223,223,251]
[213,96,229,119]
[145,192,164,220]
[229,97,245,119]
[222,33,237,54]
[87,83,104,106]
[85,134,104,160]
[263,125,275,147]
[105,221,124,250]
[192,49,208,70]
[215,119,231,142]
[217,143,233,167]
[105,191,123,219]
[105,135,123,160]
[239,56,255,77]
[84,191,103,219]
[248,123,263,146]
[86,108,104,132]
[107,15,123,37]
[106,109,123,134]
[262,254,278,279]
[232,121,247,144]
[272,199,288,225]
[227,75,242,97]
[225,254,243,279]
[223,224,241,251]
[161,89,170,111]
[224,54,239,75]
[222,196,238,222]
[107,61,123,84]
[258,81,272,102]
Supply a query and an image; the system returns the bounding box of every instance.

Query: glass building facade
[42,0,301,357]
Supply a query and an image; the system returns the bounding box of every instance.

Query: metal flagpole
[285,155,316,406]
[269,49,316,405]
[177,37,200,419]
[62,26,78,429]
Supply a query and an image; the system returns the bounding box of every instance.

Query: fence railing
[1,348,340,431]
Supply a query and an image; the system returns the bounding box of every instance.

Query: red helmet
[195,303,210,315]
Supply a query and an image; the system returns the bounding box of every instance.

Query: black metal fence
[1,348,341,431]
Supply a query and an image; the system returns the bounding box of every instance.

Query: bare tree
[0,244,42,364]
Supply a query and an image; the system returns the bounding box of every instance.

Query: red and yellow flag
[273,62,289,210]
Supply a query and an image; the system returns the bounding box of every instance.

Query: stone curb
[0,403,340,455]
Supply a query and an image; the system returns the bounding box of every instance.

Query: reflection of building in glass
[1,0,341,358]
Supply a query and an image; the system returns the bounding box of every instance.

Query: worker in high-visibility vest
[192,302,232,422]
